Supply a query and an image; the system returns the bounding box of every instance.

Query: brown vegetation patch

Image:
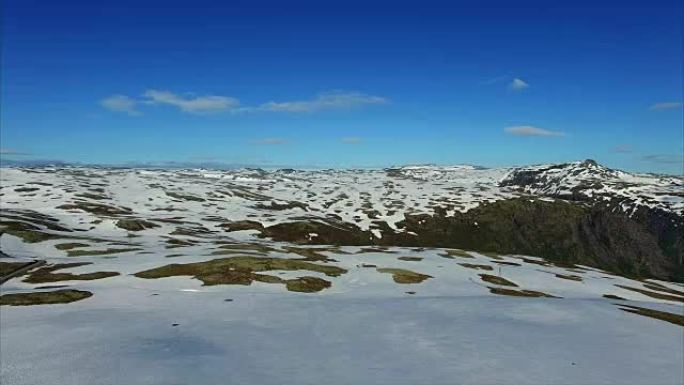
[617,304,684,327]
[219,220,264,232]
[0,289,92,306]
[66,248,141,257]
[166,191,205,202]
[23,262,119,283]
[458,263,494,271]
[479,274,518,287]
[116,219,160,231]
[133,256,345,292]
[56,202,132,216]
[55,242,90,250]
[0,261,34,277]
[285,276,331,293]
[555,273,583,282]
[439,249,473,259]
[494,261,522,266]
[615,284,684,303]
[376,268,432,284]
[641,281,684,297]
[14,187,40,193]
[488,287,559,298]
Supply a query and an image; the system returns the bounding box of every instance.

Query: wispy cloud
[100,95,140,116]
[0,148,31,156]
[613,144,633,153]
[640,154,683,164]
[256,91,388,113]
[101,90,388,115]
[509,78,529,91]
[504,125,564,137]
[142,90,240,114]
[250,138,289,145]
[649,102,683,111]
[341,137,362,144]
[482,75,530,91]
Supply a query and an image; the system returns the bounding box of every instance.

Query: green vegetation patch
[398,256,423,261]
[23,262,119,283]
[133,256,346,291]
[479,274,518,287]
[617,304,684,327]
[376,268,432,284]
[1,289,93,306]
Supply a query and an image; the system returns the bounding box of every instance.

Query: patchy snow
[1,164,683,385]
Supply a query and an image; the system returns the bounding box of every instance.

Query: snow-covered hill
[500,159,683,215]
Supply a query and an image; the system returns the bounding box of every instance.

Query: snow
[1,256,682,385]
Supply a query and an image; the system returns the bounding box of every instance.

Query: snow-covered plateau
[1,161,682,385]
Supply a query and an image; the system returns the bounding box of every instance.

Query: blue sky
[1,0,682,173]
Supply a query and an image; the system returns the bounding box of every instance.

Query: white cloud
[504,125,564,137]
[649,102,683,111]
[257,91,388,113]
[509,78,529,91]
[341,137,362,144]
[101,90,388,115]
[251,138,288,145]
[100,95,140,115]
[142,90,240,114]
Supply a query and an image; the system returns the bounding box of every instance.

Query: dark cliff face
[392,199,682,282]
[263,198,684,282]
